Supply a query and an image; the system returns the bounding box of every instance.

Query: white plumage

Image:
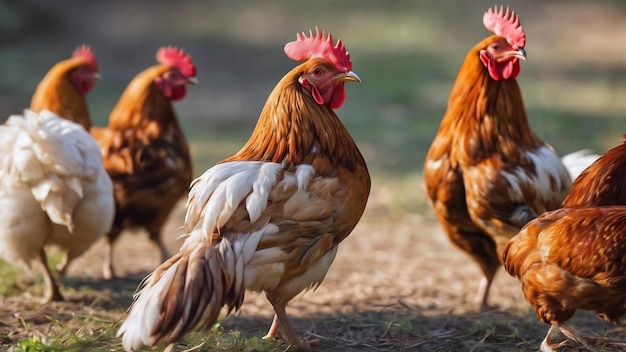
[561,149,601,182]
[0,109,114,301]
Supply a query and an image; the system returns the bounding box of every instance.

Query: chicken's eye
[492,44,500,51]
[312,68,323,76]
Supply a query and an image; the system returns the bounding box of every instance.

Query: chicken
[423,5,572,309]
[562,136,626,207]
[90,47,195,279]
[503,207,626,352]
[117,28,369,351]
[503,135,626,351]
[30,45,100,130]
[0,109,114,302]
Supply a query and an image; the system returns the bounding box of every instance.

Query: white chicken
[0,109,114,302]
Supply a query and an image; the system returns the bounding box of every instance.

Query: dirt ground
[2,1,626,351]
[1,197,626,352]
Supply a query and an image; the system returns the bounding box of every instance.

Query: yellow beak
[511,48,527,61]
[332,71,361,83]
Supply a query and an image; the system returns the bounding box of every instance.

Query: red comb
[483,5,526,49]
[72,45,99,71]
[284,27,351,72]
[156,46,196,77]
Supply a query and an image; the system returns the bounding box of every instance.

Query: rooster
[423,5,572,309]
[90,47,195,279]
[503,135,626,351]
[117,29,369,351]
[0,109,114,302]
[30,45,100,130]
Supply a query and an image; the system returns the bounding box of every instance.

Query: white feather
[183,161,282,247]
[118,263,180,350]
[561,149,600,181]
[500,146,570,202]
[0,109,114,270]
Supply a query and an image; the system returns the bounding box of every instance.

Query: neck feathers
[225,67,364,172]
[441,43,541,160]
[30,59,92,129]
[108,66,176,129]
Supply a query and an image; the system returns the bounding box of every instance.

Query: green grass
[12,325,285,352]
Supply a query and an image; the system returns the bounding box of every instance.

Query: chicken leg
[102,227,122,280]
[264,292,311,351]
[39,250,64,303]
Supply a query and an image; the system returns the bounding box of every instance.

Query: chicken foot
[541,324,600,352]
[264,294,312,351]
[39,250,64,303]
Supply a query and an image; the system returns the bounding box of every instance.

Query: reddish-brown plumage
[503,206,626,349]
[563,136,626,207]
[91,48,195,279]
[503,135,626,350]
[30,45,100,129]
[423,7,571,309]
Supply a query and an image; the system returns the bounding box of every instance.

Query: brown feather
[30,57,94,129]
[563,137,626,207]
[118,57,369,351]
[503,206,626,325]
[92,64,193,278]
[423,34,570,307]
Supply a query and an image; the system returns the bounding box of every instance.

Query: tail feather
[117,230,266,351]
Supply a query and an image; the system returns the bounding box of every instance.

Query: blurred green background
[1,0,625,179]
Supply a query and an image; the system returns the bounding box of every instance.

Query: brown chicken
[90,47,195,279]
[423,5,572,309]
[117,29,369,351]
[503,207,626,352]
[562,136,626,207]
[30,45,100,130]
[503,135,626,351]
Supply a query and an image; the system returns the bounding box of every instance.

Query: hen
[30,45,100,130]
[503,135,626,351]
[117,29,369,351]
[562,136,626,207]
[503,207,626,352]
[0,46,113,302]
[90,47,195,279]
[0,109,114,302]
[423,5,572,309]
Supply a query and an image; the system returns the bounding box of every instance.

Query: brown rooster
[90,47,195,279]
[30,45,100,130]
[117,29,369,351]
[423,5,572,309]
[503,135,626,351]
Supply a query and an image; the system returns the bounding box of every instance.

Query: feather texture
[0,109,110,231]
[118,44,370,350]
[0,109,114,301]
[91,51,194,279]
[423,30,570,308]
